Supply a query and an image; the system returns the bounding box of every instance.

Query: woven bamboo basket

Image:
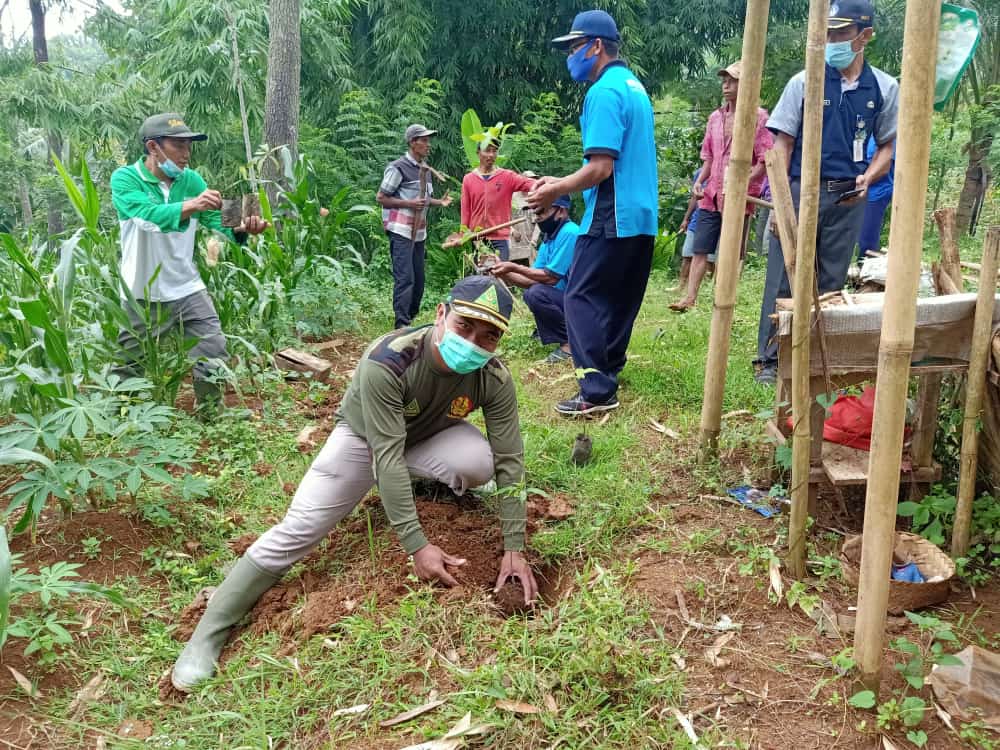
[841,531,955,614]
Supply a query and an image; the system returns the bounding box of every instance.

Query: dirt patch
[7,510,167,583]
[169,494,577,668]
[630,494,984,750]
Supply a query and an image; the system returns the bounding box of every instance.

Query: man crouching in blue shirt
[527,10,658,416]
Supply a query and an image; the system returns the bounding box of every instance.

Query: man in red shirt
[669,62,772,312]
[460,141,536,261]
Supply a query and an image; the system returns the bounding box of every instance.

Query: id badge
[854,137,864,162]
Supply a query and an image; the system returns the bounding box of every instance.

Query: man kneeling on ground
[487,196,580,364]
[171,276,538,692]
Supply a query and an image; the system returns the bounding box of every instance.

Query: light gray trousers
[246,421,494,572]
[117,289,229,387]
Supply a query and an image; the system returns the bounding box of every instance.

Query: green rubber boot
[170,556,282,692]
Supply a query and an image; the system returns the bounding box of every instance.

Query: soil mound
[170,494,577,663]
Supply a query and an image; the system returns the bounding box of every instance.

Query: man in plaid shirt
[377,124,453,328]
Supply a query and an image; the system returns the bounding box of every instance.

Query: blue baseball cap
[551,10,621,50]
[553,195,572,209]
[829,0,874,29]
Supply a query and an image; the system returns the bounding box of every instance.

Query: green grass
[11,219,1000,748]
[3,261,781,749]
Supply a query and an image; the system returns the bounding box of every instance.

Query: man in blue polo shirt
[527,9,658,415]
[488,196,580,364]
[753,0,898,384]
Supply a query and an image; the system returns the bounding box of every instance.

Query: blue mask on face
[825,39,859,70]
[159,158,184,179]
[567,40,598,83]
[436,329,493,374]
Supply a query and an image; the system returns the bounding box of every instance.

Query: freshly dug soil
[169,494,578,667]
[493,581,530,616]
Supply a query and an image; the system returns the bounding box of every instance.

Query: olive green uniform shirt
[336,326,525,554]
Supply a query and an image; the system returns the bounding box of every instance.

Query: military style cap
[446,276,514,333]
[828,0,874,29]
[139,113,207,142]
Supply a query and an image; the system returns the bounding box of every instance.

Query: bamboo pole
[785,0,828,579]
[935,208,962,288]
[853,0,942,692]
[953,226,1000,557]
[697,0,771,456]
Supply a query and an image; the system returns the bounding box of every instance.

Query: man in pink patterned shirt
[670,62,773,312]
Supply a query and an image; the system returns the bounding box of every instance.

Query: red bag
[822,387,877,450]
[786,387,877,451]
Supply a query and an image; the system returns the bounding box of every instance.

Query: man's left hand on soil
[412,543,466,587]
[495,550,539,606]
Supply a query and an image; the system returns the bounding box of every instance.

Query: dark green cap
[138,113,207,143]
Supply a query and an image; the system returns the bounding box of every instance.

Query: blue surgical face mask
[159,158,184,179]
[436,328,493,374]
[825,38,860,70]
[567,40,598,83]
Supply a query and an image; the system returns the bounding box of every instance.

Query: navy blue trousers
[565,234,654,402]
[522,284,567,345]
[388,231,426,328]
[858,194,891,257]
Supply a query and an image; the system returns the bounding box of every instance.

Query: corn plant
[0,525,10,648]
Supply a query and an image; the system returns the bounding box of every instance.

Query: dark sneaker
[754,363,777,385]
[544,348,573,364]
[555,393,620,416]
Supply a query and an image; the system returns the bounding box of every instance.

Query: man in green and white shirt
[109,113,268,408]
[171,275,538,693]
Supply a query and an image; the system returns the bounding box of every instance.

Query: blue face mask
[159,158,184,179]
[825,39,859,70]
[436,329,493,374]
[567,40,598,83]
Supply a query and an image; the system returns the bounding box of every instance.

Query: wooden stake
[934,208,962,289]
[953,226,1000,557]
[853,0,942,693]
[697,0,771,456]
[786,0,828,579]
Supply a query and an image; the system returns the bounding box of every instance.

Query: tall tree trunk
[955,121,994,236]
[29,0,64,241]
[262,0,301,207]
[18,177,33,227]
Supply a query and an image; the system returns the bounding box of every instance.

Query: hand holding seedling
[412,543,466,587]
[495,551,539,606]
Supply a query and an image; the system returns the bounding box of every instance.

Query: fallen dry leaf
[881,736,900,750]
[69,672,106,717]
[399,712,493,750]
[95,736,107,750]
[598,412,611,426]
[495,699,542,715]
[7,666,39,698]
[671,708,700,746]
[933,702,955,731]
[647,418,681,439]
[296,425,320,452]
[543,693,558,713]
[333,703,370,717]
[704,631,735,668]
[379,698,446,728]
[671,652,687,671]
[768,557,784,600]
